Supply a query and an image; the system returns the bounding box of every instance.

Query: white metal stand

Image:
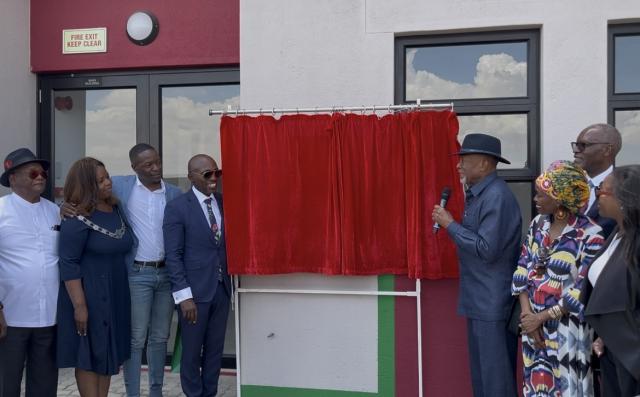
[232,276,424,397]
[221,100,448,396]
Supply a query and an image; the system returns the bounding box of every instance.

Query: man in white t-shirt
[0,148,60,397]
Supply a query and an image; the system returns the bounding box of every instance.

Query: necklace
[76,209,126,239]
[534,243,550,277]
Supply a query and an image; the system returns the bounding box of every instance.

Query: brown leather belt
[134,260,165,268]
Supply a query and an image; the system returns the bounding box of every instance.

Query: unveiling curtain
[220,115,341,275]
[220,111,462,279]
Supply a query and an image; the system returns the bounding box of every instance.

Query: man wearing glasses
[163,154,230,397]
[0,148,60,397]
[571,123,622,397]
[571,123,622,239]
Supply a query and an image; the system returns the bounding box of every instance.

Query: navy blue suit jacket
[446,172,522,321]
[163,189,231,302]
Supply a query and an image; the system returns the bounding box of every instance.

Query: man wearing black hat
[0,148,60,397]
[432,133,522,397]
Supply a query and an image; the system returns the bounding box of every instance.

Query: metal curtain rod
[208,100,454,116]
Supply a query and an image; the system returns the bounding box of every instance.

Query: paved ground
[46,367,236,396]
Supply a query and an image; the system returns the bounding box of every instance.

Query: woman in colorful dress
[512,160,605,396]
[56,157,134,397]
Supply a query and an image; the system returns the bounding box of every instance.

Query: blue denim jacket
[446,171,522,321]
[111,175,183,273]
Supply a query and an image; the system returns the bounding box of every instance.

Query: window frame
[608,24,640,129]
[37,68,239,198]
[395,30,540,231]
[395,29,540,181]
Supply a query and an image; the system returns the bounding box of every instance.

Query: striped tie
[204,198,219,236]
[204,198,223,281]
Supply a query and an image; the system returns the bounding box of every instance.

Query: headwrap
[535,160,590,214]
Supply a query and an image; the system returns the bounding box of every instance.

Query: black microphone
[433,186,452,234]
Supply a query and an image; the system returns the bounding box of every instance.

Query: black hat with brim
[453,133,511,164]
[1,148,50,187]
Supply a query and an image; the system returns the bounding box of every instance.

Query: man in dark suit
[163,154,231,397]
[572,123,622,239]
[572,123,622,396]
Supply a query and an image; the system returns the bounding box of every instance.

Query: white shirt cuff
[173,287,193,304]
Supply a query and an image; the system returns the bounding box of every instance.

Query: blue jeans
[123,265,175,397]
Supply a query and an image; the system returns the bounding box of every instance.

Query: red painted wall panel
[395,277,472,397]
[30,0,238,72]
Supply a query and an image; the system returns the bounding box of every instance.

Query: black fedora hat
[454,133,510,164]
[1,148,50,187]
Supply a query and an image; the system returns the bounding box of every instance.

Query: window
[608,24,640,165]
[395,30,540,230]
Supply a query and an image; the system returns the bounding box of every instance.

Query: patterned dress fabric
[512,214,604,396]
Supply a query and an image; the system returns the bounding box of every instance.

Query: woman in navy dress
[57,157,133,397]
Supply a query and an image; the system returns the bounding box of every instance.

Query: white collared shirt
[127,177,166,261]
[586,165,613,213]
[191,186,222,229]
[588,233,621,286]
[172,186,223,304]
[0,193,60,327]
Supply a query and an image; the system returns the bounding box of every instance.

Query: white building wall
[0,0,36,196]
[239,0,640,391]
[242,0,640,168]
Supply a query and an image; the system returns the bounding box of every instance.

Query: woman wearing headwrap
[512,160,605,397]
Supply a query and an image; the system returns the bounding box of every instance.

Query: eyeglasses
[570,141,611,152]
[200,169,222,179]
[595,184,614,198]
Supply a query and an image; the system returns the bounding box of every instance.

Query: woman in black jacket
[583,165,640,396]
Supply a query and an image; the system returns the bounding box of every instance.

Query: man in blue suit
[432,133,522,397]
[163,154,231,397]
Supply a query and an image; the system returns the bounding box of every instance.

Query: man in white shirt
[114,144,182,397]
[0,148,60,397]
[572,123,622,239]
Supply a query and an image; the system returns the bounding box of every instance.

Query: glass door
[39,69,240,368]
[150,71,240,367]
[39,74,148,202]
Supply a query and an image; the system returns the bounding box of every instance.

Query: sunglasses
[17,169,48,180]
[199,169,222,179]
[570,141,611,152]
[595,184,614,198]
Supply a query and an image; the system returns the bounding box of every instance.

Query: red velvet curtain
[220,111,462,279]
[220,115,341,275]
[401,111,462,279]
